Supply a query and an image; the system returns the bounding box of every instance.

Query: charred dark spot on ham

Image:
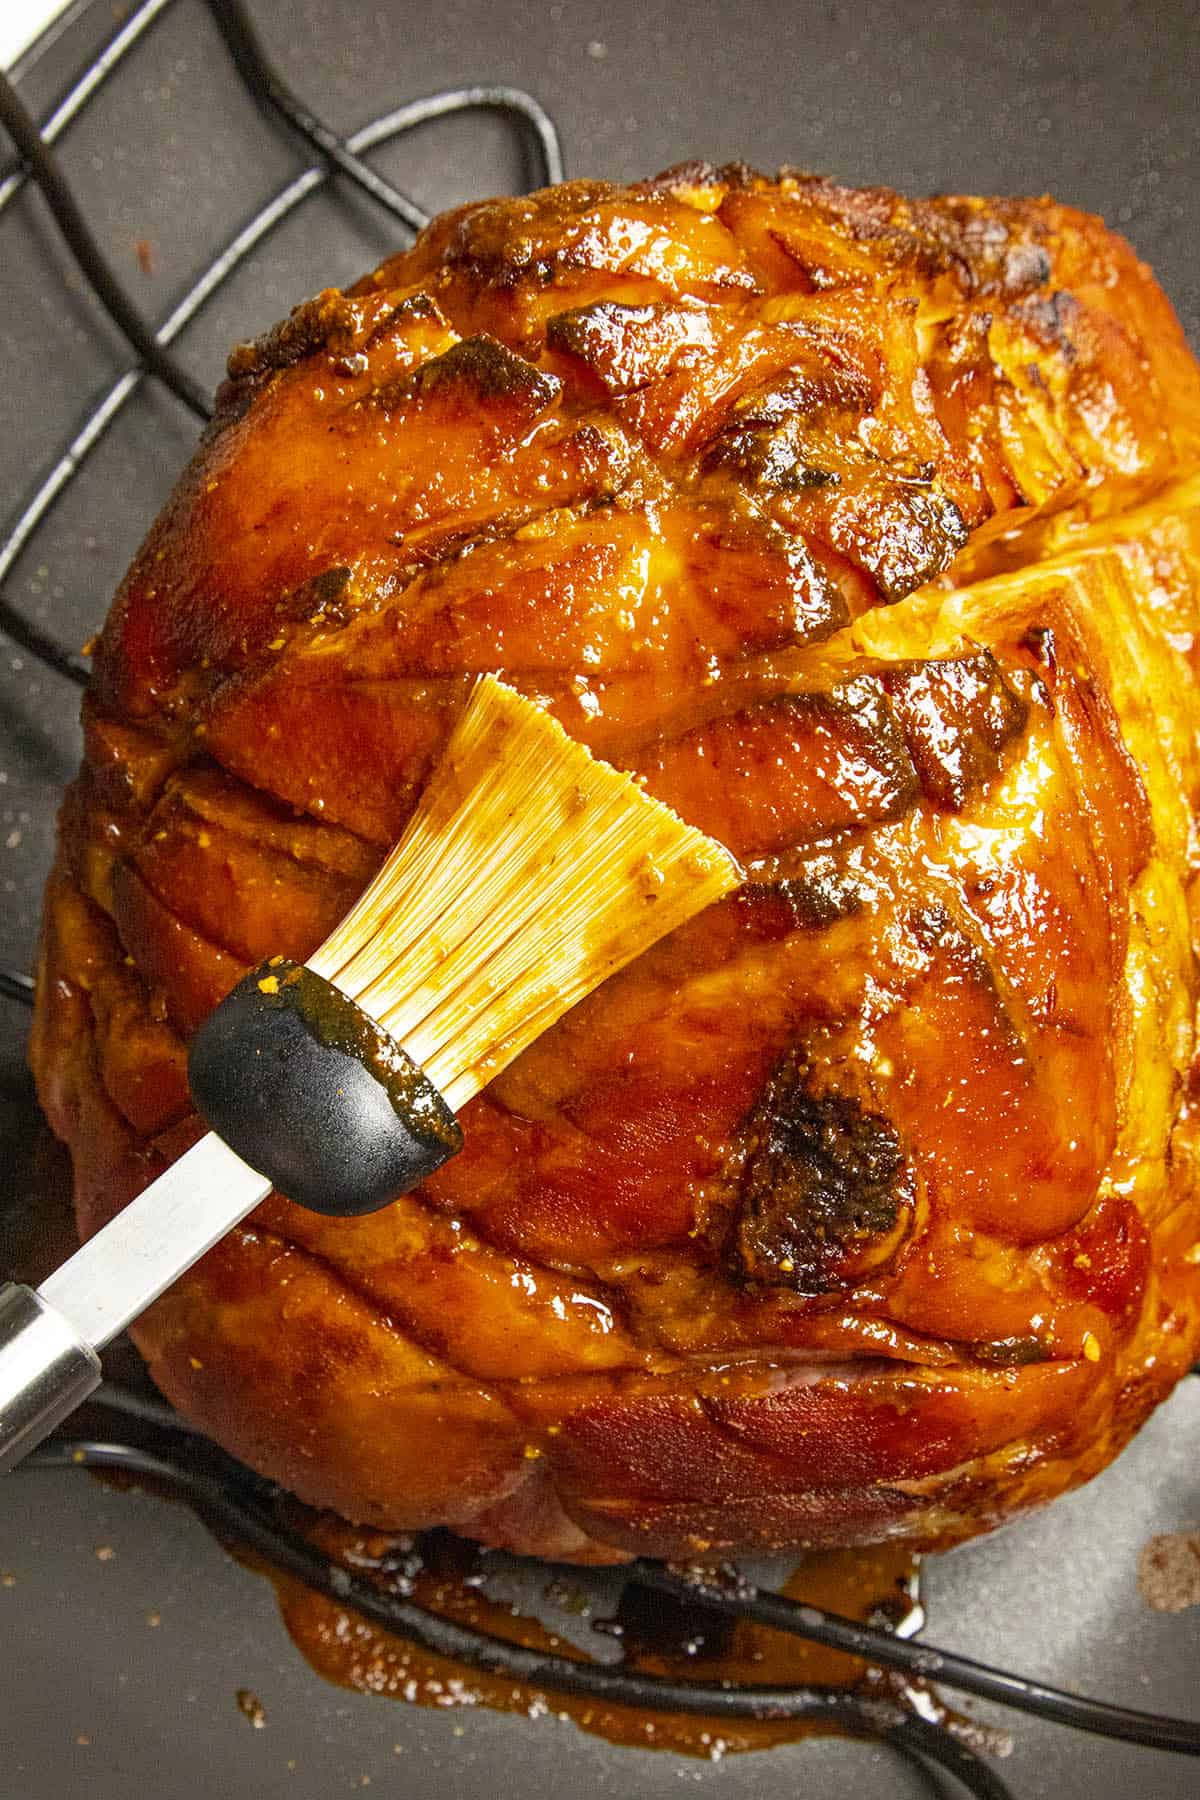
[703,372,968,602]
[279,566,355,628]
[376,334,562,422]
[702,364,873,491]
[1012,291,1082,365]
[410,333,561,405]
[227,290,354,380]
[728,1054,911,1293]
[970,1335,1050,1366]
[547,300,716,396]
[636,653,1027,857]
[706,426,843,493]
[911,203,1053,297]
[822,473,968,601]
[736,849,869,932]
[641,158,764,196]
[878,651,1028,809]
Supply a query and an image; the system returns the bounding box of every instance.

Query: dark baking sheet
[1,1,1198,1794]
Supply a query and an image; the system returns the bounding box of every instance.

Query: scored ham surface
[30,163,1200,1562]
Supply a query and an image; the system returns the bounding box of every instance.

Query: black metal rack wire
[0,3,1197,1795]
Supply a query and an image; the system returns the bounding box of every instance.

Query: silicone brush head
[307,673,742,1113]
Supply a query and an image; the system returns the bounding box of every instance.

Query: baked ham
[30,163,1200,1563]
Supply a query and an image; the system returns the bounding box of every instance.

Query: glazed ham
[31,164,1200,1562]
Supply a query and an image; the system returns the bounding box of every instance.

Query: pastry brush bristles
[307,674,740,1113]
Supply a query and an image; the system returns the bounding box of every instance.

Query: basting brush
[0,675,739,1470]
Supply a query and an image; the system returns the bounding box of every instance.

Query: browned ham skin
[30,162,1200,1561]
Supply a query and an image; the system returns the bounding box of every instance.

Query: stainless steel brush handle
[0,1283,100,1472]
[0,966,462,1471]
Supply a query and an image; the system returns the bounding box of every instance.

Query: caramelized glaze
[30,162,1200,1564]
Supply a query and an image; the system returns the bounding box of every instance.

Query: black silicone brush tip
[187,959,463,1217]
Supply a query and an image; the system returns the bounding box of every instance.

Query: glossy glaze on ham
[31,163,1200,1562]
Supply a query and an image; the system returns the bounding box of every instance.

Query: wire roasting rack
[0,3,1197,1794]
